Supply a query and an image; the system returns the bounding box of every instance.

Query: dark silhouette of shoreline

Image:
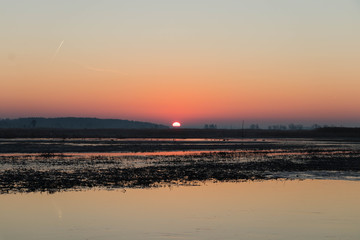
[0,127,359,139]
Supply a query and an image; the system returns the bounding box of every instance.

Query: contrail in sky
[52,40,64,60]
[71,60,128,75]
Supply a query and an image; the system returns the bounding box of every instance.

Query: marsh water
[1,138,359,239]
[1,180,360,240]
[1,137,360,192]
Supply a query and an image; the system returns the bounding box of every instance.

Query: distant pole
[242,120,244,138]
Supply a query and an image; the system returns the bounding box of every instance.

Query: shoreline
[1,138,359,194]
[1,127,360,139]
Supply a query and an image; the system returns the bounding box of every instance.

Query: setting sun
[172,122,181,127]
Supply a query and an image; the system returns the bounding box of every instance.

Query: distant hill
[0,117,168,129]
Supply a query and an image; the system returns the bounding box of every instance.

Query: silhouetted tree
[31,119,37,128]
[204,124,217,129]
[288,124,303,130]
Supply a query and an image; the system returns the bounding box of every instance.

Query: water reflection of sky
[0,180,359,240]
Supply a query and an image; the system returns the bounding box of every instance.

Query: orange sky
[1,1,360,127]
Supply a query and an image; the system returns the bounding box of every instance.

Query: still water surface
[0,180,359,240]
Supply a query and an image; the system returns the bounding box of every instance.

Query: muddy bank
[1,139,360,193]
[1,158,359,194]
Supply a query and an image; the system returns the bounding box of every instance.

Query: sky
[1,0,360,127]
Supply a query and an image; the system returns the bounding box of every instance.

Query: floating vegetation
[0,138,359,193]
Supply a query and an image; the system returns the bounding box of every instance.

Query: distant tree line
[204,124,217,129]
[244,123,337,130]
[266,123,336,130]
[0,118,168,129]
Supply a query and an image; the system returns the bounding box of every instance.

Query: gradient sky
[1,0,360,127]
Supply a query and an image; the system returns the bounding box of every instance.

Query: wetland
[1,137,359,193]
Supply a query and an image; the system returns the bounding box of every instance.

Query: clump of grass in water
[39,152,65,158]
